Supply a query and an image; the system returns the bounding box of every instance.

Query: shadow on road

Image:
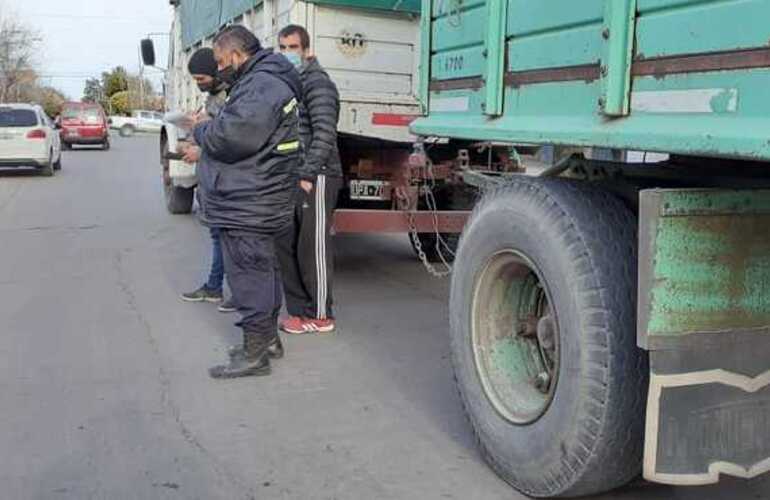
[0,168,45,178]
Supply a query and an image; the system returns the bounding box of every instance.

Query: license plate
[67,130,79,137]
[350,180,390,201]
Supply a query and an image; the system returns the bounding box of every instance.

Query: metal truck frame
[411,0,770,497]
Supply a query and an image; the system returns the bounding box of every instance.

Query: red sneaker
[282,317,336,335]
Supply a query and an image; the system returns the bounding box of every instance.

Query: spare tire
[450,177,647,498]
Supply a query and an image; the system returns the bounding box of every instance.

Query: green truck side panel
[415,0,770,161]
[636,0,770,59]
[307,0,421,14]
[483,0,507,115]
[419,0,432,113]
[600,0,636,116]
[638,189,770,348]
[507,25,601,72]
[506,0,603,36]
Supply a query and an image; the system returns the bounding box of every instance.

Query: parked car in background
[110,110,163,137]
[58,102,110,150]
[0,103,62,176]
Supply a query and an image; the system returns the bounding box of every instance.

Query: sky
[6,0,172,100]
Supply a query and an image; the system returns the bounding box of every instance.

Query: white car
[110,110,164,137]
[0,103,62,176]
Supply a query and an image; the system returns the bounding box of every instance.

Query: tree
[110,90,130,115]
[102,66,128,98]
[82,77,103,102]
[0,15,42,102]
[36,86,66,117]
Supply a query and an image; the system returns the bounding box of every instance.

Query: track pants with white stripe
[277,174,342,320]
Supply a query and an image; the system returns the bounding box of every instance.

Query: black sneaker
[181,286,223,303]
[218,298,237,313]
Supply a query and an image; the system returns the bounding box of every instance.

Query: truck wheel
[120,124,136,138]
[161,136,194,214]
[450,177,647,498]
[165,184,195,214]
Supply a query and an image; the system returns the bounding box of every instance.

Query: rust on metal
[429,76,484,92]
[632,47,770,78]
[333,209,470,233]
[504,64,601,88]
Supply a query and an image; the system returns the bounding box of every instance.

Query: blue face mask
[283,52,303,70]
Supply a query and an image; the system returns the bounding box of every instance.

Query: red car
[58,102,110,150]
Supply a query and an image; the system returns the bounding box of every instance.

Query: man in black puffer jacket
[276,25,343,336]
[189,25,302,379]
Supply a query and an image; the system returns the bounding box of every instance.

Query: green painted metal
[507,24,601,73]
[638,189,770,348]
[483,0,506,115]
[414,0,770,160]
[419,0,432,114]
[600,0,636,116]
[308,0,421,14]
[636,0,770,59]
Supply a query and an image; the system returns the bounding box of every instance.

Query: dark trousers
[205,227,225,292]
[276,174,342,320]
[219,229,282,336]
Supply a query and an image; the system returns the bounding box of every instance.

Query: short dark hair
[278,25,310,50]
[214,25,262,55]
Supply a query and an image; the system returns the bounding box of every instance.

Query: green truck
[411,0,770,497]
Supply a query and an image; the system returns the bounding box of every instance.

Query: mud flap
[638,189,770,485]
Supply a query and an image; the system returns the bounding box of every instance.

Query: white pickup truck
[109,110,164,137]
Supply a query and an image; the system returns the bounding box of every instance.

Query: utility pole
[138,47,145,109]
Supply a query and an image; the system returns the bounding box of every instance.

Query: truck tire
[165,184,194,214]
[161,135,194,214]
[450,177,647,498]
[120,124,136,138]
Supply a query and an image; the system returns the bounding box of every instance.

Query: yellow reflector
[277,140,300,152]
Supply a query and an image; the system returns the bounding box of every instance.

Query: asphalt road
[0,136,767,500]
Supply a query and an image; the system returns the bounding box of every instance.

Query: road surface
[0,136,766,499]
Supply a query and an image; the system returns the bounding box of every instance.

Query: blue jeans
[206,227,225,292]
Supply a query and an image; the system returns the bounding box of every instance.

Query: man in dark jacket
[189,25,302,379]
[180,47,236,313]
[276,25,343,335]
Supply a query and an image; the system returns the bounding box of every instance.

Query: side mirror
[141,38,156,67]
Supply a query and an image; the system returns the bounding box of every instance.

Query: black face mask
[217,65,237,87]
[197,77,223,94]
[197,81,214,93]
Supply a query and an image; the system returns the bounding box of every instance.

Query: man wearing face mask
[179,48,237,313]
[190,25,303,379]
[276,24,343,335]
